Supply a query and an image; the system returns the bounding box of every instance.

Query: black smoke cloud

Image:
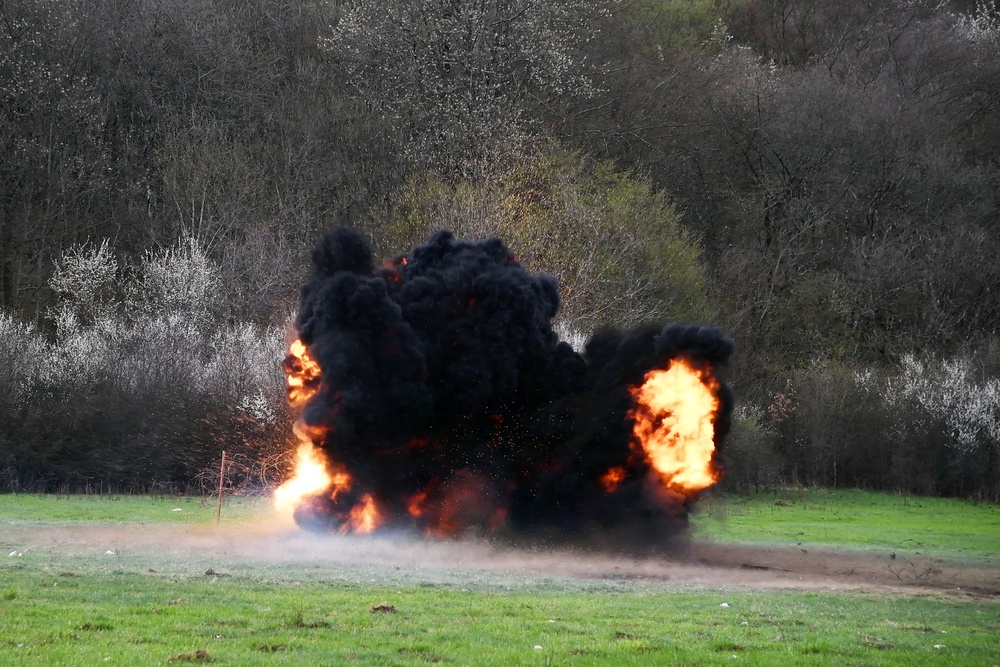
[290,228,734,543]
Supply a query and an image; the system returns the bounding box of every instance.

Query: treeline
[0,0,997,498]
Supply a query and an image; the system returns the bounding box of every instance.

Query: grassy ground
[3,555,998,666]
[1,491,998,666]
[694,489,1000,561]
[0,494,267,525]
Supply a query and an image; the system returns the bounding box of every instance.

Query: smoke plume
[288,228,734,544]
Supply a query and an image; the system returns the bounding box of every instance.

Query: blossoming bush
[751,352,1000,499]
[0,238,291,492]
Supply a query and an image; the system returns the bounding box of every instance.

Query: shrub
[377,146,714,332]
[745,352,1000,499]
[0,239,290,492]
[721,403,783,492]
[48,240,119,327]
[126,235,222,327]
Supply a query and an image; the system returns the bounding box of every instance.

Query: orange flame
[600,466,626,493]
[407,491,428,518]
[383,256,408,282]
[629,357,721,494]
[292,419,328,444]
[343,494,381,534]
[285,339,321,405]
[274,338,359,523]
[273,442,334,515]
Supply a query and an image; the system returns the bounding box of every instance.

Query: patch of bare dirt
[5,520,998,599]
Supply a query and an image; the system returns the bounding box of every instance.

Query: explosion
[273,228,734,544]
[630,358,721,494]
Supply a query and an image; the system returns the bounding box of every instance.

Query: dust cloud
[6,518,997,599]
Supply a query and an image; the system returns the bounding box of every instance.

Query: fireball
[273,442,333,516]
[273,339,382,533]
[629,357,721,495]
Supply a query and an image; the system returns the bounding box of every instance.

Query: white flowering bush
[204,321,288,423]
[954,1,1000,55]
[707,42,779,102]
[127,235,221,326]
[0,310,47,409]
[47,313,123,392]
[49,239,118,327]
[744,352,1000,497]
[2,236,290,491]
[887,354,1000,455]
[553,319,588,353]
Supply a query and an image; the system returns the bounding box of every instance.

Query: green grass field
[0,494,268,525]
[1,491,998,666]
[695,488,1000,562]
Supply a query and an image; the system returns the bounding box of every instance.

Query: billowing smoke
[287,228,734,545]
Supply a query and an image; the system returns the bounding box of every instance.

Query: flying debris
[274,228,734,545]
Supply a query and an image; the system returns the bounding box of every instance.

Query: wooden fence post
[216,450,227,525]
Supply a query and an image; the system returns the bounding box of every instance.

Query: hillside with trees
[1,0,997,498]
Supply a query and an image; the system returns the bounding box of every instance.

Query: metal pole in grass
[216,450,226,525]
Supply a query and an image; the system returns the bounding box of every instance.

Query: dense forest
[1,0,997,498]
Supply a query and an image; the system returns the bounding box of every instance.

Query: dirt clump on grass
[168,649,210,662]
